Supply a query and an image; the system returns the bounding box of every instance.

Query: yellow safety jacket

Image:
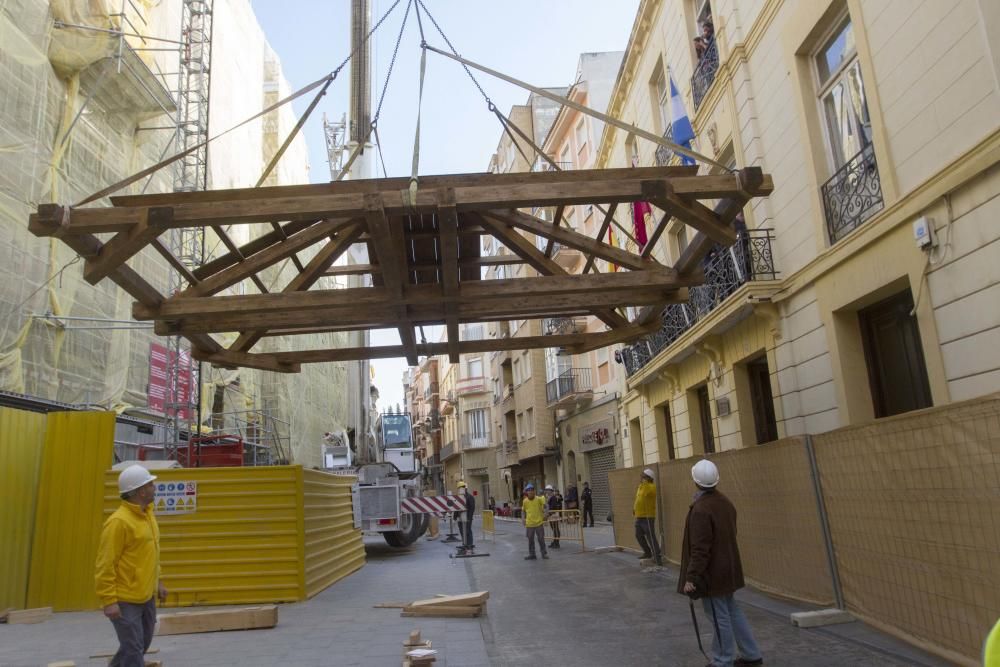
[95,500,161,606]
[986,617,1000,667]
[634,480,657,518]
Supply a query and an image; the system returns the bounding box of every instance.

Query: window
[522,351,531,379]
[625,134,639,167]
[516,412,524,439]
[652,66,670,136]
[575,119,587,153]
[513,358,521,385]
[746,355,778,444]
[467,358,483,378]
[467,409,488,438]
[560,145,572,170]
[815,19,871,170]
[525,408,534,436]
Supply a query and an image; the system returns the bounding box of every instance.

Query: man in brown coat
[678,460,763,667]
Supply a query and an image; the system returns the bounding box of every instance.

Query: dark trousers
[526,525,547,556]
[109,598,156,667]
[458,518,474,548]
[583,504,594,526]
[549,519,561,545]
[635,517,662,564]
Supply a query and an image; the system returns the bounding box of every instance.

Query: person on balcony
[694,36,707,59]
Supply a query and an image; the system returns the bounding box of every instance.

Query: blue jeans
[702,594,762,666]
[109,598,156,667]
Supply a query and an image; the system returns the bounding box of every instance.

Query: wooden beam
[37,170,773,236]
[194,326,660,366]
[83,206,172,285]
[485,208,654,271]
[438,191,460,363]
[364,195,417,365]
[645,180,737,247]
[323,263,380,277]
[193,219,317,280]
[676,167,765,274]
[155,605,279,636]
[583,203,618,273]
[475,212,632,330]
[228,223,365,353]
[150,238,199,286]
[543,204,565,258]
[209,224,270,293]
[180,218,354,297]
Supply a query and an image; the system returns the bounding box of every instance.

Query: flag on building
[670,74,695,166]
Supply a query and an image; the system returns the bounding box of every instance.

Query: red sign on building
[148,343,193,420]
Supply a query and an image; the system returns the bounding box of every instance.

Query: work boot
[734,659,763,666]
[525,554,537,560]
[552,542,560,548]
[638,552,652,560]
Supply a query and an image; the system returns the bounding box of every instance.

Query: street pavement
[0,518,954,666]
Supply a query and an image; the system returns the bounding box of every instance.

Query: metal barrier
[481,510,496,541]
[545,509,587,552]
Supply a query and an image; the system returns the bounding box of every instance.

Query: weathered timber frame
[28,165,772,373]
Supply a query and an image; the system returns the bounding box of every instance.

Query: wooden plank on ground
[5,607,52,624]
[400,605,483,618]
[90,648,159,659]
[407,592,489,608]
[155,605,277,636]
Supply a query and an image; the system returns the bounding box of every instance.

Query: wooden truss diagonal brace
[83,206,173,285]
[583,203,618,273]
[474,212,630,330]
[193,219,317,280]
[486,208,656,272]
[228,222,366,354]
[642,180,737,248]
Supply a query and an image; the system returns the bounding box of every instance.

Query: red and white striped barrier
[400,495,467,515]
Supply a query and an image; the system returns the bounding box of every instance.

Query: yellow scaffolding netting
[0,0,362,467]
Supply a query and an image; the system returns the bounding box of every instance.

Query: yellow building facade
[598,0,1000,465]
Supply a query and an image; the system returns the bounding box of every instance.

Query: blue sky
[249,0,640,410]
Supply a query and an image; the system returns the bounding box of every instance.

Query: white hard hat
[544,484,554,491]
[691,460,719,488]
[642,468,655,479]
[118,464,157,495]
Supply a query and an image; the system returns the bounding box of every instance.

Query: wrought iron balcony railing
[546,368,593,405]
[543,317,586,336]
[461,434,490,450]
[620,229,778,377]
[692,39,719,111]
[821,143,883,244]
[655,125,674,167]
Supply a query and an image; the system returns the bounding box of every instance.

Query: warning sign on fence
[155,481,197,515]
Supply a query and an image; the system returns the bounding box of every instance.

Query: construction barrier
[545,509,586,552]
[607,394,1000,666]
[481,510,496,541]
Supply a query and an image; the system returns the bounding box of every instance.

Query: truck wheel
[382,512,427,547]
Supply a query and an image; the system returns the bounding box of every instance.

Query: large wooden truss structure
[28,165,772,373]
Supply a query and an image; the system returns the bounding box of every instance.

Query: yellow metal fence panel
[302,469,365,598]
[0,407,47,609]
[481,510,495,540]
[27,411,116,611]
[104,466,304,608]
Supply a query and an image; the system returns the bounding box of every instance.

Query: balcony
[462,324,485,341]
[692,38,719,111]
[422,409,441,431]
[440,391,456,415]
[551,242,583,270]
[655,126,674,167]
[423,382,439,400]
[496,440,519,468]
[544,317,586,336]
[461,434,491,450]
[456,376,487,396]
[621,229,778,377]
[440,440,459,461]
[821,143,884,244]
[546,368,594,408]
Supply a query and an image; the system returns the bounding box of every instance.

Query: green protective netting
[0,0,361,467]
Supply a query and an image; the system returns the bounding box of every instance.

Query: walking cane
[688,597,711,663]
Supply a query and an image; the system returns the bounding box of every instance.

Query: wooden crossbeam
[583,203,618,273]
[320,255,526,278]
[438,191,461,363]
[83,206,172,285]
[150,238,199,286]
[193,325,660,367]
[136,269,689,321]
[364,195,417,365]
[33,169,773,236]
[180,219,355,298]
[643,179,737,247]
[485,208,653,272]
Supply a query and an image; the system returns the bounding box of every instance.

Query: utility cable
[8,255,82,317]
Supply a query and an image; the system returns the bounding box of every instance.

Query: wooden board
[155,605,277,636]
[5,607,52,624]
[407,592,489,608]
[400,604,485,618]
[90,648,160,659]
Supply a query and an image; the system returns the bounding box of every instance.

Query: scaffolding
[322,112,348,180]
[164,0,215,460]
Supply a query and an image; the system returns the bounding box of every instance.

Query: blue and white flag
[670,74,696,166]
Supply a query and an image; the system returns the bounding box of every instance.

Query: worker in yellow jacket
[95,465,167,667]
[634,468,662,566]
